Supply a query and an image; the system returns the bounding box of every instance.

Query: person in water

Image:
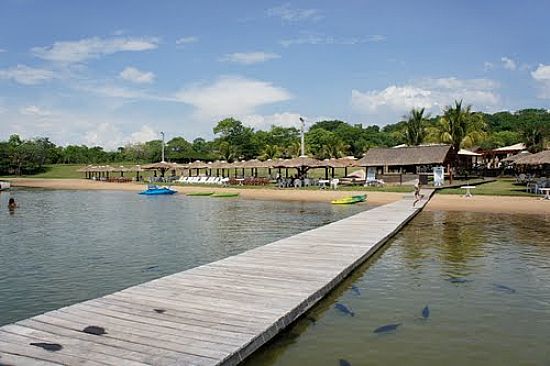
[8,198,17,210]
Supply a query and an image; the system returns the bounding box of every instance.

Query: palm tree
[217,141,236,161]
[321,139,349,159]
[427,100,486,152]
[260,144,281,160]
[403,108,428,146]
[521,122,546,153]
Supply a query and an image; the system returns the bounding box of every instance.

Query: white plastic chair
[330,178,339,189]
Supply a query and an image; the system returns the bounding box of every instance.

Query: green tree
[427,100,487,152]
[403,108,428,146]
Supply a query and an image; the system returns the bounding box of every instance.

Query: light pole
[299,117,305,157]
[160,131,165,162]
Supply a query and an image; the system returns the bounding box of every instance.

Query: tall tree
[427,100,486,152]
[403,108,428,146]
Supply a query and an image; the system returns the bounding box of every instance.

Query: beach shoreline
[5,178,550,215]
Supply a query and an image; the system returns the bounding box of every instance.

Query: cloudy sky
[1,0,549,149]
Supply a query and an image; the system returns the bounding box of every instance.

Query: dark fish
[446,277,471,284]
[82,325,107,336]
[144,265,159,271]
[351,285,361,296]
[494,284,516,294]
[422,305,430,319]
[335,303,354,317]
[339,359,352,366]
[154,308,166,314]
[30,342,63,352]
[374,323,401,334]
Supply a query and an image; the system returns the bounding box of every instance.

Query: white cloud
[220,51,280,65]
[175,36,198,46]
[0,64,55,85]
[119,66,155,84]
[0,48,6,53]
[531,64,550,99]
[31,36,159,64]
[127,125,158,143]
[483,61,494,71]
[351,77,500,122]
[531,64,550,81]
[280,33,385,47]
[20,105,52,117]
[174,76,292,119]
[267,3,323,22]
[241,112,302,129]
[501,57,517,70]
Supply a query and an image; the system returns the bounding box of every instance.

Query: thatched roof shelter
[207,161,228,169]
[141,161,179,170]
[493,143,526,153]
[325,157,358,168]
[187,160,209,169]
[501,151,531,163]
[513,150,550,165]
[358,145,453,167]
[272,156,326,168]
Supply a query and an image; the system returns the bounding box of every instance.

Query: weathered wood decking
[0,190,433,366]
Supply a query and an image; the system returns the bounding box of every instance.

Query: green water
[0,188,367,326]
[244,211,550,366]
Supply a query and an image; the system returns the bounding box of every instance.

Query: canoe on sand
[211,192,240,198]
[331,194,366,205]
[186,192,214,196]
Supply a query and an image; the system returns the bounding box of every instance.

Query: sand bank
[6,178,550,214]
[426,194,550,215]
[6,178,402,205]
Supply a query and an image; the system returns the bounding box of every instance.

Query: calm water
[0,188,367,326]
[244,211,550,366]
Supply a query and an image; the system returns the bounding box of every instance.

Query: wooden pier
[0,190,433,366]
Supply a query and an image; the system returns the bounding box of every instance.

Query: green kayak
[211,192,240,198]
[331,194,367,205]
[186,192,214,196]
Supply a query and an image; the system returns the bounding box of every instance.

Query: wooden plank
[0,193,433,366]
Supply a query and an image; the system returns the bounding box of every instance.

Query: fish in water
[351,285,361,296]
[335,303,354,317]
[446,277,471,284]
[82,325,107,336]
[374,323,401,334]
[30,343,63,352]
[154,308,166,314]
[339,359,352,366]
[494,284,516,294]
[422,305,430,319]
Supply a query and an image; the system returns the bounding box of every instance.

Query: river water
[244,210,550,366]
[0,188,366,326]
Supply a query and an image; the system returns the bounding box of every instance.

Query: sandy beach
[5,178,550,215]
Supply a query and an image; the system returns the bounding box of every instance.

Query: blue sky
[1,0,549,149]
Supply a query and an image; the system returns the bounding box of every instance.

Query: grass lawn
[438,178,536,197]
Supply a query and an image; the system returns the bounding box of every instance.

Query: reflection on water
[244,211,550,366]
[0,188,367,326]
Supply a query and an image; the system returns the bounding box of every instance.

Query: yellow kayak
[331,194,367,205]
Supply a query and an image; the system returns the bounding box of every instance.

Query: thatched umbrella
[207,160,228,177]
[187,160,209,176]
[501,151,531,163]
[141,161,179,177]
[325,157,358,178]
[513,150,550,166]
[272,156,326,178]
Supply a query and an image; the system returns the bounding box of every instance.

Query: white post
[299,117,305,157]
[160,131,165,162]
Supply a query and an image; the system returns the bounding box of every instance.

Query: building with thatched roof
[513,150,550,166]
[358,145,454,174]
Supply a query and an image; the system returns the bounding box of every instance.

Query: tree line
[1,103,548,175]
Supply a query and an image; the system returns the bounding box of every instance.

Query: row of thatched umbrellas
[78,156,362,179]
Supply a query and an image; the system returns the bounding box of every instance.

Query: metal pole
[160,131,165,162]
[299,117,305,156]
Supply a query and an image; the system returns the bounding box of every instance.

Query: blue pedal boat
[139,185,177,195]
